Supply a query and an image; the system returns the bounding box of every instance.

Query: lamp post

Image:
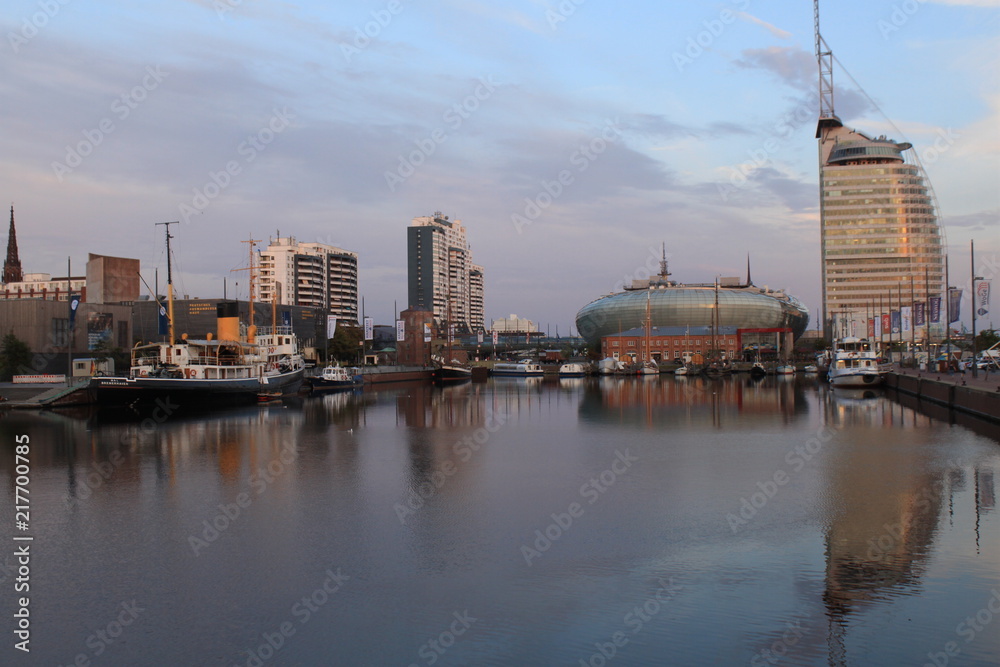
[972,239,980,378]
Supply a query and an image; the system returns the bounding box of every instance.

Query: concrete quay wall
[885,372,1000,423]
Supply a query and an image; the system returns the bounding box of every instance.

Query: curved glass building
[575,273,809,346]
[817,120,944,341]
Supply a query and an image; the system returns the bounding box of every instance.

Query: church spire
[4,205,23,284]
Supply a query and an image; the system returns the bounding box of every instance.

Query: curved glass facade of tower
[818,122,945,340]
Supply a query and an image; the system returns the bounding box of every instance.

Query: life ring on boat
[185,368,195,379]
[139,369,148,377]
[269,346,276,353]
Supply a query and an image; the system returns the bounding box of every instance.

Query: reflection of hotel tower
[820,395,995,652]
[816,18,944,341]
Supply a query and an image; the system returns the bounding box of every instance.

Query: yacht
[828,337,884,387]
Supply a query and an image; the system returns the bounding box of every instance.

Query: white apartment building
[258,237,359,322]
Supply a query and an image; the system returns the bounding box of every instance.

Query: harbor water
[1,376,999,666]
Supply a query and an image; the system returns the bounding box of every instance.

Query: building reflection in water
[819,386,995,663]
[578,374,805,430]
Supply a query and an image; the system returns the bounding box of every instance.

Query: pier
[885,367,1000,423]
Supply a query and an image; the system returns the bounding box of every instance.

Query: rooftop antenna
[815,0,834,120]
[745,254,753,287]
[658,242,671,282]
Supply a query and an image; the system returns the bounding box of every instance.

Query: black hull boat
[434,365,472,383]
[89,375,261,407]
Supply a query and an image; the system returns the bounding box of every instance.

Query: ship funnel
[217,301,240,341]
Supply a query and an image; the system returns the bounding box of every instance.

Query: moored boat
[775,364,795,375]
[305,365,363,392]
[558,362,589,378]
[828,337,884,387]
[492,360,544,377]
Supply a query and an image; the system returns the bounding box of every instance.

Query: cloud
[737,12,792,40]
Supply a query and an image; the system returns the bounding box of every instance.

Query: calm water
[1,376,999,666]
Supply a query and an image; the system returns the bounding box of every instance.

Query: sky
[2,0,998,334]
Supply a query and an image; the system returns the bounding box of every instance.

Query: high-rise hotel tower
[815,3,944,341]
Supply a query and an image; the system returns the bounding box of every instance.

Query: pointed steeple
[4,205,23,284]
[745,254,753,287]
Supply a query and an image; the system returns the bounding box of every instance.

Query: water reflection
[0,377,996,665]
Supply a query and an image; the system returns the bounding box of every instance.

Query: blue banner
[929,296,941,324]
[914,302,926,327]
[157,300,169,335]
[890,310,901,334]
[68,295,81,330]
[948,288,962,323]
[281,310,292,327]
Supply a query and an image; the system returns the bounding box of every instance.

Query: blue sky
[2,0,997,333]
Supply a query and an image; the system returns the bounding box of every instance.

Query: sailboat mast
[156,221,178,344]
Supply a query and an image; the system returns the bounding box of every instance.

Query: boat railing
[256,326,294,336]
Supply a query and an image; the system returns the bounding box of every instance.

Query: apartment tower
[407,212,484,333]
[258,237,359,323]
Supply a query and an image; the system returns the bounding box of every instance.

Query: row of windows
[825,226,939,237]
[823,166,918,177]
[823,207,936,217]
[824,186,927,196]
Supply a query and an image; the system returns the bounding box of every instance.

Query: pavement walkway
[892,365,1000,394]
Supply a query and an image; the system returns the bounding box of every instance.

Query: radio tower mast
[814,0,836,123]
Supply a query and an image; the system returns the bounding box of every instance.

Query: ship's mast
[155,221,179,344]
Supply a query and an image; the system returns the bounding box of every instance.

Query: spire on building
[4,205,23,284]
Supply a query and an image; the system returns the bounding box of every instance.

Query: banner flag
[157,300,169,335]
[948,288,962,323]
[901,306,912,333]
[975,280,990,318]
[890,310,901,334]
[914,302,926,327]
[492,330,498,345]
[326,315,337,339]
[880,313,890,336]
[867,319,875,338]
[929,296,941,324]
[423,323,431,343]
[363,317,374,341]
[396,319,405,342]
[69,295,81,330]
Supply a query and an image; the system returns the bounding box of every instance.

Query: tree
[327,325,362,363]
[90,339,129,375]
[975,329,998,353]
[0,332,33,381]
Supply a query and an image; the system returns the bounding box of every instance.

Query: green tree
[90,339,129,375]
[327,325,362,363]
[0,332,33,381]
[975,329,998,353]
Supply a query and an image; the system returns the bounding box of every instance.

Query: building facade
[491,314,539,334]
[818,121,945,342]
[258,237,359,324]
[407,213,484,333]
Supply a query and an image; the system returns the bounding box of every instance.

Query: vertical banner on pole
[929,297,941,323]
[492,331,498,345]
[890,311,901,334]
[914,302,926,327]
[326,315,337,339]
[901,306,912,333]
[395,319,405,342]
[975,280,991,317]
[423,324,431,342]
[948,288,963,323]
[880,314,890,335]
[363,316,373,341]
[867,319,875,338]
